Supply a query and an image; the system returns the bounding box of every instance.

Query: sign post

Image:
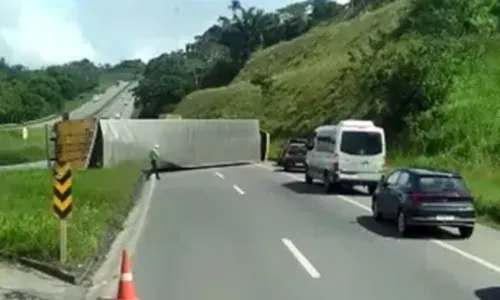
[53,161,73,264]
[22,126,28,145]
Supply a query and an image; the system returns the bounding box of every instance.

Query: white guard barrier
[98,119,261,169]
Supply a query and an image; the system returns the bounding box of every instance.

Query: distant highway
[0,82,138,171]
[132,163,500,300]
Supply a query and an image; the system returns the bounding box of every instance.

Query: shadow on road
[282,181,367,196]
[273,168,305,174]
[157,162,252,173]
[356,215,460,240]
[475,287,500,300]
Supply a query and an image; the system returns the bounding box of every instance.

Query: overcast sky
[0,0,349,68]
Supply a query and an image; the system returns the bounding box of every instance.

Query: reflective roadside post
[22,124,28,146]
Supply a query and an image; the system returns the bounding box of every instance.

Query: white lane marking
[432,240,500,274]
[214,172,224,179]
[256,163,275,171]
[257,163,500,275]
[233,185,245,195]
[282,238,321,278]
[337,195,375,212]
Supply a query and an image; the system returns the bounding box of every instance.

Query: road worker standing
[146,144,161,180]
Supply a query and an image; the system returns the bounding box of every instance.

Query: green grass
[0,162,141,267]
[175,0,500,226]
[0,127,47,165]
[176,0,409,135]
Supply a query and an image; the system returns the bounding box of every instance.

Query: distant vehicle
[371,167,476,238]
[92,95,100,102]
[305,120,386,194]
[277,138,307,166]
[280,143,308,172]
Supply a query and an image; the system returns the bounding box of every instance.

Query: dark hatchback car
[279,143,308,171]
[371,167,476,238]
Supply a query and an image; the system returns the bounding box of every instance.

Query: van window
[316,135,334,152]
[339,131,382,155]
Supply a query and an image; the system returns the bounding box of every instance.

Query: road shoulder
[84,176,157,300]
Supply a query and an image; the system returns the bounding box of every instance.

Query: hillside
[176,0,500,164]
[178,0,408,134]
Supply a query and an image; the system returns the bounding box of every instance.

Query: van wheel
[458,226,474,239]
[305,170,313,185]
[367,184,377,195]
[323,172,333,194]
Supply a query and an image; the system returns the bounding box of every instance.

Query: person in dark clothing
[146,144,161,180]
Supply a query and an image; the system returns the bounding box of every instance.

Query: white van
[305,120,386,194]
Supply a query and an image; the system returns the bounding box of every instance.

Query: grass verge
[0,127,47,165]
[0,162,141,268]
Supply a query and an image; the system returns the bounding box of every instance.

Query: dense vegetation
[0,58,144,124]
[174,0,500,166]
[132,0,392,117]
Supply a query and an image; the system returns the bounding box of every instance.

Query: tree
[134,0,327,117]
[0,57,141,124]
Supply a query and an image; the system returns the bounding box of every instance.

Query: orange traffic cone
[116,250,140,300]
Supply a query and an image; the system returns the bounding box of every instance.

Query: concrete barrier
[91,119,261,169]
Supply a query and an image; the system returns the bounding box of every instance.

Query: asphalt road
[25,81,132,129]
[0,82,138,171]
[132,163,500,300]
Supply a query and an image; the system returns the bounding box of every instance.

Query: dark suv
[279,143,307,171]
[277,139,307,164]
[371,167,476,238]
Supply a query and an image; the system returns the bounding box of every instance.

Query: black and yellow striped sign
[53,162,72,219]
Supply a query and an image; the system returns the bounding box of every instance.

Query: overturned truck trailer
[90,119,261,169]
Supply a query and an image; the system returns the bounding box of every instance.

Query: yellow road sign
[53,162,73,219]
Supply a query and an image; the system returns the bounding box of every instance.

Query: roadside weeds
[0,162,144,283]
[0,128,47,166]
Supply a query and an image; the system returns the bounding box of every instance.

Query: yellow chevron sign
[53,162,73,219]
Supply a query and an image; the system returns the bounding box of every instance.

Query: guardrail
[0,114,58,130]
